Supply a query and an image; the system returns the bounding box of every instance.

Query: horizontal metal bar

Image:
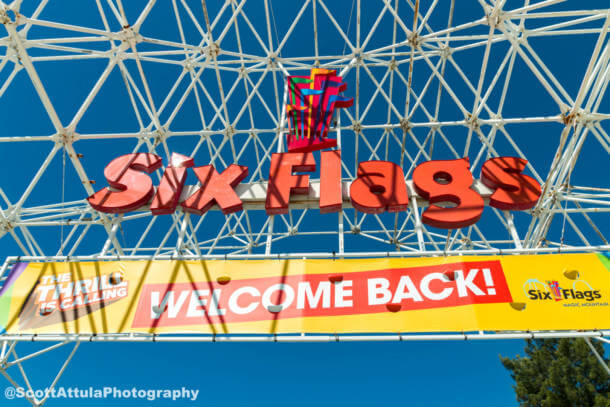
[3,246,610,265]
[141,179,495,212]
[0,331,608,343]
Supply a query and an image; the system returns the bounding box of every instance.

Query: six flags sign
[87,69,541,229]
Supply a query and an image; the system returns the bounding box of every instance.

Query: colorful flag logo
[286,69,353,153]
[547,280,562,301]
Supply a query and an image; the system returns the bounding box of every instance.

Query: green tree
[501,339,610,407]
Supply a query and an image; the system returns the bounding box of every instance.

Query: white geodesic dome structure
[1,0,609,263]
[0,1,609,404]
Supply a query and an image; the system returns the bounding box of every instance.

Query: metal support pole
[584,337,610,376]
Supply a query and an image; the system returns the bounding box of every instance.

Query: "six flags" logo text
[524,279,602,302]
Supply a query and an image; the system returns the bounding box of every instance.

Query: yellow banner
[1,253,609,335]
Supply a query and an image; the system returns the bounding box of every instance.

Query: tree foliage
[501,339,610,406]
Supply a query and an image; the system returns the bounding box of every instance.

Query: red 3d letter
[87,153,162,213]
[349,161,409,214]
[150,153,194,215]
[481,157,541,210]
[266,152,316,215]
[181,164,248,215]
[319,150,342,213]
[412,158,484,229]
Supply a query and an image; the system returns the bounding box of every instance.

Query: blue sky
[1,0,609,405]
[12,338,523,405]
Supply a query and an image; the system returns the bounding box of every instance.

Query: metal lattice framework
[0,0,610,262]
[0,1,609,404]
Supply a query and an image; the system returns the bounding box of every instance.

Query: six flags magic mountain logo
[523,274,603,303]
[86,65,544,228]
